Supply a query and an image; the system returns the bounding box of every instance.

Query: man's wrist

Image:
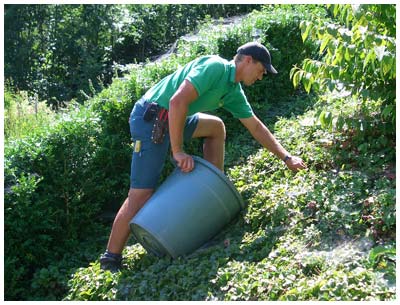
[172,148,184,155]
[283,155,292,163]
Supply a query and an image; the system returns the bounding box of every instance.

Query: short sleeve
[186,59,225,96]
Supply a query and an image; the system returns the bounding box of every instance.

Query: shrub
[4,88,56,140]
[4,107,104,300]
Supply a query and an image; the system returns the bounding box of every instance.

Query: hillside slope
[65,93,395,300]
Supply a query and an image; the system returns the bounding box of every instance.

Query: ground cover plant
[4,4,395,301]
[65,4,395,301]
[64,92,395,300]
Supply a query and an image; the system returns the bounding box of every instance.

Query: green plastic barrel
[129,156,245,258]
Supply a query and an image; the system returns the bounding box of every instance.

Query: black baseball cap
[237,42,278,74]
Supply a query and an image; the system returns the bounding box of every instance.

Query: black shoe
[100,252,122,272]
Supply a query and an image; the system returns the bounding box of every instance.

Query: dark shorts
[129,98,199,189]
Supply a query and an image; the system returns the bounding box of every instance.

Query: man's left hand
[285,156,307,172]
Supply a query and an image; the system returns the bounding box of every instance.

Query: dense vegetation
[4,4,395,301]
[4,4,260,106]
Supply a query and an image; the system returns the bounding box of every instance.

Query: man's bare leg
[106,188,154,254]
[192,113,226,171]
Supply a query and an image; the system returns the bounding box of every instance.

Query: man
[100,42,307,271]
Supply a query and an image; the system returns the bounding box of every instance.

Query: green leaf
[319,111,332,129]
[381,104,394,119]
[292,70,302,88]
[336,114,346,130]
[320,36,330,54]
[331,66,340,79]
[381,54,394,76]
[326,24,338,36]
[369,245,396,264]
[363,50,376,70]
[338,27,352,42]
[374,45,386,61]
[344,48,351,61]
[302,73,313,93]
[301,21,312,42]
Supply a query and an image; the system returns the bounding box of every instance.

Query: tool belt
[143,102,168,144]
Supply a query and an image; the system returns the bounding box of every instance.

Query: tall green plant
[290,4,395,136]
[4,88,56,140]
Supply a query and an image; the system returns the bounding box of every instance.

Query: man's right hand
[173,151,194,173]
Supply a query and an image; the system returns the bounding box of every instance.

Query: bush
[4,88,56,140]
[4,107,104,300]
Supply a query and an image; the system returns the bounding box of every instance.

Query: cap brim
[265,63,278,74]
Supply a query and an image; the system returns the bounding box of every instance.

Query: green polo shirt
[143,55,254,119]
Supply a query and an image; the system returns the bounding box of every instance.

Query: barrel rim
[192,155,245,209]
[130,222,178,258]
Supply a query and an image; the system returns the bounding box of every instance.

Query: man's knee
[128,188,154,211]
[193,113,226,141]
[211,116,226,140]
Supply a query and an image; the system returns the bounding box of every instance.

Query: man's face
[242,59,266,86]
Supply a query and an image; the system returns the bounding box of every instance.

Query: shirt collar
[228,60,237,83]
